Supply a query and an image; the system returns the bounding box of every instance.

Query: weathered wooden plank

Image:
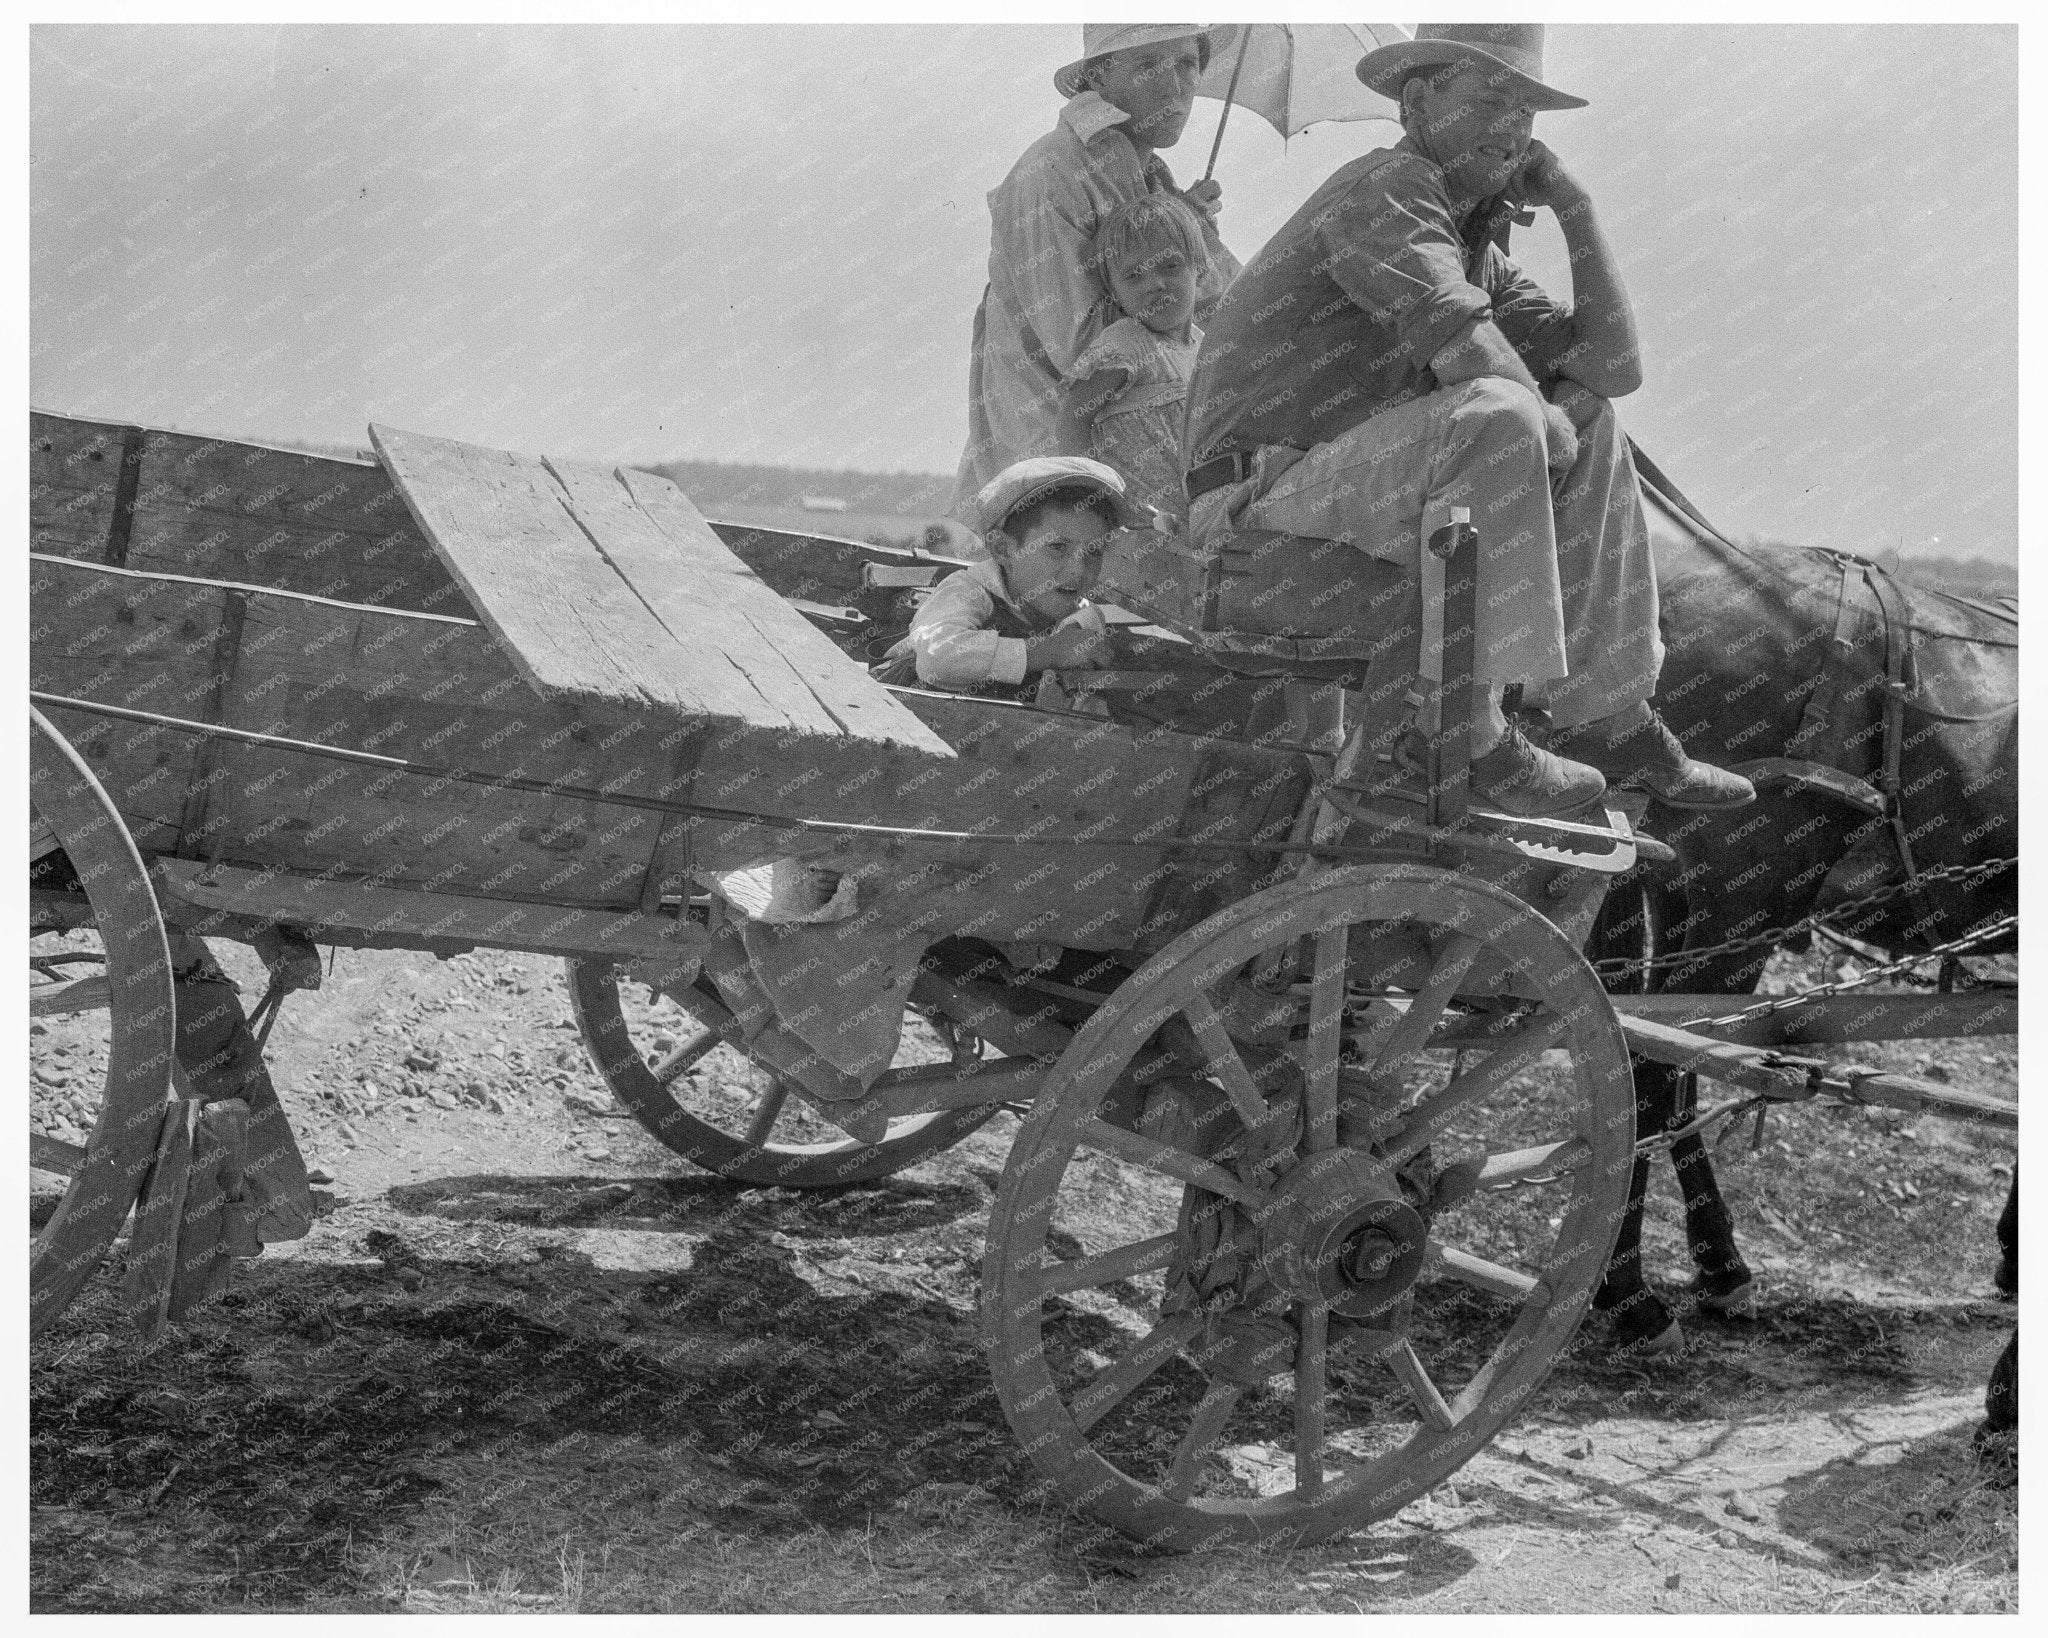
[372,423,720,715]
[31,553,694,904]
[684,689,1202,952]
[125,501,467,616]
[156,859,706,974]
[30,412,127,560]
[603,462,953,756]
[1617,1014,2018,1129]
[136,425,415,538]
[32,412,463,611]
[214,588,683,904]
[542,458,833,731]
[30,558,221,851]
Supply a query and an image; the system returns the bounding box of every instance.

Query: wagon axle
[1251,1148,1428,1320]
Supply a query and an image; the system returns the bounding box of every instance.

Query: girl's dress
[1066,317,1201,522]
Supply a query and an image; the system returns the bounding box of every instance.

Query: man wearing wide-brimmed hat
[1184,24,1753,815]
[953,24,1241,516]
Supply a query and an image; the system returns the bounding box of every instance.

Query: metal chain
[1607,910,2019,1164]
[1632,1093,1776,1160]
[1592,854,2017,982]
[1684,911,2017,1030]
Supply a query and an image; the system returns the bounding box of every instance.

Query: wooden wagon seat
[1095,522,1422,685]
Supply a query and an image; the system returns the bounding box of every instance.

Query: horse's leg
[1978,1168,2017,1469]
[1995,1169,2017,1295]
[1590,1058,1685,1352]
[1667,1069,1755,1312]
[1647,803,1857,1322]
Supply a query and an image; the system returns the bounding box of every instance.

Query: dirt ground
[29,937,2018,1613]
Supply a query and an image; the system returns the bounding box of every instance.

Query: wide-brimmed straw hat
[1356,23,1587,113]
[1054,24,1213,100]
[970,456,1148,540]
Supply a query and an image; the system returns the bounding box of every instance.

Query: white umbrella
[1199,23,1413,181]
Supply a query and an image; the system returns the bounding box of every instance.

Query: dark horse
[1582,456,2018,1365]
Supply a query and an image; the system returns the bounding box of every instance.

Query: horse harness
[1744,549,1938,939]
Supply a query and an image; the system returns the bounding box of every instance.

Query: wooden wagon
[28,409,2013,1552]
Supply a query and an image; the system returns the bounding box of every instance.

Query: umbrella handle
[1202,28,1253,184]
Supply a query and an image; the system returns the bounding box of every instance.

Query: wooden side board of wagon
[29,407,971,646]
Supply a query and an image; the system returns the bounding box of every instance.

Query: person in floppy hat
[1182,23,1754,816]
[952,25,1241,518]
[879,456,1145,696]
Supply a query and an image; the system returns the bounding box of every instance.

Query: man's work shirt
[1185,136,1576,466]
[955,91,1238,514]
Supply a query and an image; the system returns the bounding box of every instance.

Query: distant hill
[640,458,975,552]
[231,437,975,550]
[642,458,953,520]
[1898,554,2017,602]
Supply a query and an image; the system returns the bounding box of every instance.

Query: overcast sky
[29,21,2017,561]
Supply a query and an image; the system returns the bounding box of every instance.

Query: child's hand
[1027,614,1111,673]
[1182,178,1223,220]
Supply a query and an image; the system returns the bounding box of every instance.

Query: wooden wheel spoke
[1179,991,1270,1137]
[1367,932,1484,1072]
[1429,1137,1592,1212]
[1039,1231,1179,1296]
[1377,1012,1573,1166]
[650,1024,721,1085]
[31,1131,88,1177]
[1425,1243,1549,1308]
[29,971,113,1015]
[1072,1312,1204,1434]
[743,1077,788,1147]
[1303,930,1348,1155]
[1079,1118,1268,1208]
[1294,1302,1330,1496]
[1163,1380,1243,1501]
[1388,1340,1458,1432]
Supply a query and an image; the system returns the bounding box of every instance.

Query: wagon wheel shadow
[383,1170,985,1239]
[31,1224,1025,1606]
[1772,1418,2017,1569]
[1517,1290,1956,1427]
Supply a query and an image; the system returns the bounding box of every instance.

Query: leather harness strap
[1784,551,1941,938]
[1632,446,1976,944]
[1861,562,1941,937]
[1788,555,1864,769]
[1186,450,1253,503]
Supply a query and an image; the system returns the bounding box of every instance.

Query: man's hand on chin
[1510,140,1585,212]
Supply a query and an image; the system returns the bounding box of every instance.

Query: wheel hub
[1253,1147,1429,1320]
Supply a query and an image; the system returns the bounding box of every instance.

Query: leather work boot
[1551,702,1757,810]
[1470,722,1607,818]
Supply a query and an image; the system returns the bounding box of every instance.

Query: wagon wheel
[30,707,179,1335]
[565,963,998,1186]
[984,862,1634,1551]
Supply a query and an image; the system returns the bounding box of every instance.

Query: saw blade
[1466,804,1641,874]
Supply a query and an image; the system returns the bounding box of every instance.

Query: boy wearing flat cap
[878,457,1144,696]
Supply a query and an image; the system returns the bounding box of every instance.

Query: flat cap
[969,455,1149,539]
